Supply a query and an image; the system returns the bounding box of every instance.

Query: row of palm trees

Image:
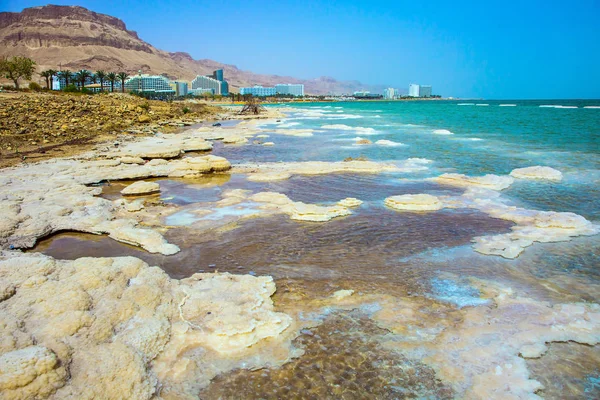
[39,69,130,92]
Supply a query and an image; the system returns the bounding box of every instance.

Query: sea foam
[321,124,378,134]
[375,139,406,147]
[433,129,454,135]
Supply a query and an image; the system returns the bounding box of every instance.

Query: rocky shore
[1,103,599,399]
[0,91,220,168]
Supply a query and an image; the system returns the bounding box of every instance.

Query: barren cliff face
[0,5,151,52]
[0,5,385,94]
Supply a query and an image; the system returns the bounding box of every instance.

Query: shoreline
[1,101,599,399]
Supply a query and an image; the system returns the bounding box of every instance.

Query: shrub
[63,84,79,92]
[182,106,190,114]
[140,102,150,111]
[28,82,42,91]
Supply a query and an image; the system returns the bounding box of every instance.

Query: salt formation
[509,166,563,181]
[246,171,292,182]
[471,206,598,258]
[238,160,405,182]
[391,172,598,258]
[420,288,600,399]
[249,192,352,222]
[0,252,295,399]
[121,181,160,195]
[354,138,372,145]
[431,173,514,190]
[385,194,444,211]
[337,198,363,208]
[0,133,232,254]
[222,136,248,144]
[269,128,314,137]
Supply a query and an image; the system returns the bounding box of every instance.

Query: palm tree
[106,72,117,92]
[75,69,91,90]
[40,70,52,90]
[57,70,72,88]
[95,70,106,91]
[47,69,57,89]
[117,72,129,93]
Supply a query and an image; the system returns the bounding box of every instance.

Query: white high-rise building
[408,84,420,97]
[384,88,397,99]
[275,84,304,96]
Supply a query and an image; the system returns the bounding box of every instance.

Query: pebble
[249,271,257,276]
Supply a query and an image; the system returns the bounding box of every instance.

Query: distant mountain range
[0,5,389,95]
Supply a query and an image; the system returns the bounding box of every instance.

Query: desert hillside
[0,5,386,94]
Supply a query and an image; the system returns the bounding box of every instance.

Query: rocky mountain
[0,5,387,94]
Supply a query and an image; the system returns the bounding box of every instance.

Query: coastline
[1,100,599,399]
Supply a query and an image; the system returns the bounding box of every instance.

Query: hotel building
[419,85,432,98]
[170,81,189,96]
[240,86,277,96]
[275,84,304,96]
[408,84,420,97]
[383,88,397,99]
[190,69,229,96]
[124,74,175,93]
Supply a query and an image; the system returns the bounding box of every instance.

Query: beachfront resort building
[190,69,229,95]
[408,84,420,97]
[275,84,304,96]
[124,74,175,94]
[240,86,277,97]
[384,88,398,99]
[419,85,432,98]
[240,84,304,97]
[170,81,189,96]
[408,83,433,98]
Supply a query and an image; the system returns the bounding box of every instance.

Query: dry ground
[0,91,220,168]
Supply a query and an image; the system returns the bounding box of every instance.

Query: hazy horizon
[3,0,600,99]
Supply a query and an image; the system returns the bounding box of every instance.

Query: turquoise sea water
[248,100,600,220]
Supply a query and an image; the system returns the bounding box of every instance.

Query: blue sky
[4,0,600,98]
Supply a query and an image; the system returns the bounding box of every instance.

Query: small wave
[539,105,578,109]
[457,103,475,106]
[375,139,405,147]
[433,129,454,135]
[321,124,378,134]
[277,122,301,128]
[475,104,489,106]
[499,104,517,107]
[468,138,483,141]
[334,106,343,109]
[584,106,600,109]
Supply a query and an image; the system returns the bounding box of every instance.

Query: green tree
[57,70,72,88]
[117,72,129,93]
[47,69,57,89]
[95,70,106,91]
[0,56,36,90]
[75,69,91,90]
[40,70,53,90]
[106,72,117,92]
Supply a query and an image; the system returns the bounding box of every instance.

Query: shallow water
[33,100,600,398]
